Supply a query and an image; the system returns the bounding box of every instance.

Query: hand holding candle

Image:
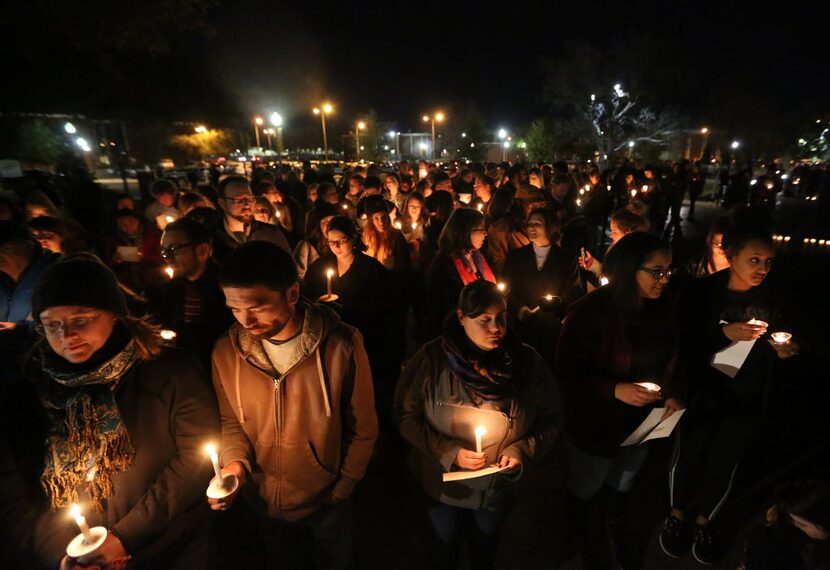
[66,503,108,558]
[205,443,241,502]
[70,504,94,543]
[474,426,487,453]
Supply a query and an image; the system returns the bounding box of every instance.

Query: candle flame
[160,330,177,341]
[326,268,335,279]
[165,216,174,223]
[205,444,217,456]
[497,282,506,292]
[394,221,402,230]
[341,204,348,210]
[70,503,81,519]
[165,267,174,279]
[600,277,610,286]
[475,426,487,437]
[545,294,554,301]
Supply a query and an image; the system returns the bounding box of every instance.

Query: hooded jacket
[211,300,378,521]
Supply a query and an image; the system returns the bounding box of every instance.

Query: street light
[194,125,207,134]
[313,103,334,161]
[700,127,709,134]
[264,128,275,150]
[356,121,366,160]
[731,140,740,150]
[270,112,285,155]
[253,116,264,148]
[64,122,76,134]
[422,112,445,161]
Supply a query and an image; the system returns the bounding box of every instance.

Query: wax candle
[474,426,487,454]
[326,269,335,297]
[771,332,792,344]
[70,504,94,543]
[205,444,222,482]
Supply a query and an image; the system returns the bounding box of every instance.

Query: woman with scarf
[425,208,496,338]
[19,254,219,569]
[395,280,563,570]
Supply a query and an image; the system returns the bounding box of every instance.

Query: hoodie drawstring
[235,353,246,424]
[316,349,332,418]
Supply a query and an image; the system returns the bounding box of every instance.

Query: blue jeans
[567,442,649,501]
[423,498,506,570]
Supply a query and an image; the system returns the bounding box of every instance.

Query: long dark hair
[603,232,671,315]
[438,208,485,255]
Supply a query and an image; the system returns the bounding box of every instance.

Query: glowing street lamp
[64,122,76,134]
[422,112,445,160]
[194,125,207,134]
[731,140,741,150]
[355,121,366,159]
[313,103,334,161]
[264,128,275,150]
[270,112,284,155]
[253,116,264,148]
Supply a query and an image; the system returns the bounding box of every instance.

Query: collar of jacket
[227,297,341,378]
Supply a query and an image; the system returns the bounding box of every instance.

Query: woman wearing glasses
[557,232,682,568]
[659,222,797,565]
[425,208,496,339]
[9,254,218,569]
[304,216,400,423]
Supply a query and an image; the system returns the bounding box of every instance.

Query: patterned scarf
[39,341,138,510]
[451,250,496,286]
[441,322,514,402]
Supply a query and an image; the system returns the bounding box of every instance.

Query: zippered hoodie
[211,300,378,521]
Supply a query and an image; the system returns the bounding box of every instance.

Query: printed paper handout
[711,320,757,378]
[443,465,508,482]
[620,408,685,447]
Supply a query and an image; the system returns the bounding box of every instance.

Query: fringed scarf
[38,341,138,511]
[441,320,515,402]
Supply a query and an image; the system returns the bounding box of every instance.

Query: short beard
[228,211,253,224]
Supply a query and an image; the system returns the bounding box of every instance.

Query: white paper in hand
[442,465,508,482]
[711,320,757,378]
[621,408,685,446]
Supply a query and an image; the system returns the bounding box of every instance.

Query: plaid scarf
[39,341,138,511]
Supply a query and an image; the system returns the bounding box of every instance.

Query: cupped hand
[614,383,662,407]
[454,448,487,470]
[723,321,767,342]
[207,460,247,511]
[769,338,799,359]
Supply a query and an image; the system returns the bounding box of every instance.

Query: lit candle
[70,504,94,543]
[394,221,402,230]
[748,318,769,329]
[165,266,174,279]
[326,268,335,297]
[160,329,177,341]
[771,331,792,344]
[635,382,661,393]
[497,282,506,293]
[641,185,648,192]
[579,188,585,195]
[341,204,348,210]
[576,198,582,206]
[477,203,484,212]
[411,222,418,231]
[630,189,638,197]
[165,215,175,224]
[205,444,223,482]
[544,294,554,302]
[474,426,487,454]
[600,277,609,286]
[276,210,282,219]
[583,184,590,193]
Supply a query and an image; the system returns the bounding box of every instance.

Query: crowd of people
[0,156,828,570]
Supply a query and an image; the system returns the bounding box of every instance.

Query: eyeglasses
[638,266,676,280]
[222,196,255,206]
[37,314,102,337]
[327,238,351,248]
[161,243,196,259]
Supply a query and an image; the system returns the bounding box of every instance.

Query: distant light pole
[422,112,445,161]
[313,103,334,161]
[253,117,264,148]
[355,121,366,160]
[270,112,284,155]
[264,128,275,150]
[498,128,508,161]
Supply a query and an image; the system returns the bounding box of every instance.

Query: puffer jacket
[395,336,563,510]
[211,300,378,521]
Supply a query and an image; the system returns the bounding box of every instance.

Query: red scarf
[451,251,496,285]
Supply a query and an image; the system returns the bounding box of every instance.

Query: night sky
[3,1,828,149]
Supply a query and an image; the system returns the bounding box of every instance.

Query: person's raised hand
[75,533,129,569]
[497,455,522,473]
[453,448,487,471]
[722,321,767,342]
[769,338,799,359]
[614,383,662,407]
[0,321,17,331]
[207,460,247,511]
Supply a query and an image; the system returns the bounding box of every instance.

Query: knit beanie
[32,253,128,321]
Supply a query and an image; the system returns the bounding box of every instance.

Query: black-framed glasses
[638,266,676,280]
[36,314,102,337]
[327,238,351,248]
[161,243,196,259]
[222,196,255,206]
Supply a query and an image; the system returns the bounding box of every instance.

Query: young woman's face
[253,205,272,223]
[385,177,399,192]
[636,250,673,299]
[790,514,830,541]
[371,212,389,233]
[526,214,548,244]
[470,223,487,251]
[610,220,625,245]
[458,303,507,351]
[326,228,353,259]
[39,306,117,364]
[728,240,774,288]
[407,200,423,221]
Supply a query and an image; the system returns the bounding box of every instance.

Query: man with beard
[212,175,290,262]
[208,242,377,569]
